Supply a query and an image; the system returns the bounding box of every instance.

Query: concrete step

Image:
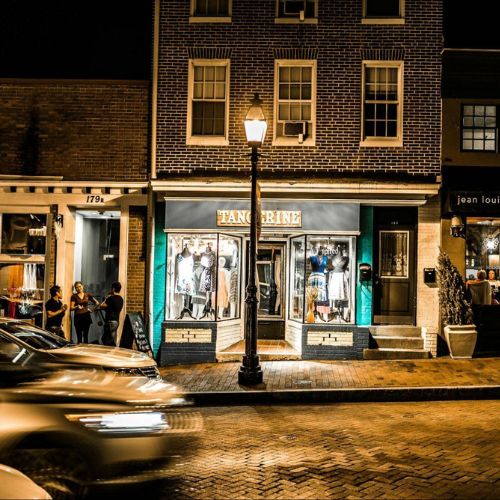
[369,325,422,338]
[363,348,431,360]
[217,352,301,362]
[371,335,424,350]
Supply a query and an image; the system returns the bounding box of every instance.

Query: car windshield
[0,323,70,350]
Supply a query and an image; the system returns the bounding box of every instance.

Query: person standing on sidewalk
[70,281,99,344]
[98,281,124,346]
[45,285,68,337]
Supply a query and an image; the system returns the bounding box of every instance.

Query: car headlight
[111,367,144,377]
[66,411,170,434]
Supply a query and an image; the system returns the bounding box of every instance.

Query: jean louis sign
[217,209,302,227]
[450,191,500,213]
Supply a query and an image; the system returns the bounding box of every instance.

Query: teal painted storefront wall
[153,202,166,355]
[356,207,373,326]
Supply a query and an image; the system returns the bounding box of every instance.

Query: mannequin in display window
[175,245,195,319]
[328,247,350,321]
[198,244,216,319]
[192,264,205,319]
[308,246,329,321]
[217,257,230,319]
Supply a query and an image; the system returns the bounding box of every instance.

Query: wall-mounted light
[450,214,465,238]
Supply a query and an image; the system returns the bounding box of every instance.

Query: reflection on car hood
[44,344,154,368]
[0,464,51,499]
[11,369,184,407]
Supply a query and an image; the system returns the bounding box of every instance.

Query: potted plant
[436,250,477,359]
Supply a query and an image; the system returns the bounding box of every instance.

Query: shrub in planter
[436,250,477,358]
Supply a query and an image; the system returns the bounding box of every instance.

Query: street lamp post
[238,93,267,385]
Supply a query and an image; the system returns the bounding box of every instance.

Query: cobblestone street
[159,401,499,499]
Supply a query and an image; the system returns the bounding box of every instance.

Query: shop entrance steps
[217,339,301,362]
[363,325,431,360]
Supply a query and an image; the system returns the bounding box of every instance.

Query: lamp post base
[238,355,263,385]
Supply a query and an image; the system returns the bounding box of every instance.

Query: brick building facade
[0,79,149,340]
[152,0,443,363]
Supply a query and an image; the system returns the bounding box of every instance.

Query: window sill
[360,138,403,148]
[186,137,229,146]
[361,18,405,25]
[189,16,232,23]
[274,18,318,25]
[272,137,316,147]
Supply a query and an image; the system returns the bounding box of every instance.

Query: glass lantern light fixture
[244,93,267,147]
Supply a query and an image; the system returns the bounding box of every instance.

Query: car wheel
[5,448,90,499]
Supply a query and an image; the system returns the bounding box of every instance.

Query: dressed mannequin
[192,265,205,319]
[328,248,349,321]
[175,245,195,319]
[198,244,216,319]
[308,247,329,321]
[217,257,230,318]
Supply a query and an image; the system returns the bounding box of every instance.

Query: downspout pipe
[147,0,160,352]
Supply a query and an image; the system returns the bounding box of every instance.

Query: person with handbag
[98,282,124,347]
[70,281,99,344]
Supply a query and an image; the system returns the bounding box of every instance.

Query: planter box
[444,324,477,359]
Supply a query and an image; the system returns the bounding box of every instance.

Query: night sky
[0,1,152,79]
[0,1,496,80]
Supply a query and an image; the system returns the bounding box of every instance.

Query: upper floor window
[187,60,229,146]
[462,105,497,152]
[363,0,404,24]
[361,61,403,147]
[190,0,231,22]
[274,60,316,146]
[276,0,318,23]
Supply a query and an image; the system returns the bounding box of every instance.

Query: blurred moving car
[0,464,51,499]
[0,319,160,379]
[0,366,203,499]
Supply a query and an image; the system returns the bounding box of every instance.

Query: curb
[185,385,500,406]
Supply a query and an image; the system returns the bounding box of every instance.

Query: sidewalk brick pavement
[159,358,500,394]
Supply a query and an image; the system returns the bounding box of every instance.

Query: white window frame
[189,0,232,23]
[362,0,405,25]
[360,60,403,148]
[186,59,230,147]
[461,104,498,152]
[273,59,317,147]
[275,0,318,24]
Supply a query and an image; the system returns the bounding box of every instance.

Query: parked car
[0,319,160,379]
[0,464,51,499]
[0,364,202,499]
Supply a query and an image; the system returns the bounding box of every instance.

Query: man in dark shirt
[98,281,124,346]
[45,285,68,337]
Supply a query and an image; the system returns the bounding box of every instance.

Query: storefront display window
[466,218,500,288]
[379,230,408,278]
[166,233,241,321]
[0,214,47,255]
[289,235,355,324]
[0,263,45,325]
[289,236,305,320]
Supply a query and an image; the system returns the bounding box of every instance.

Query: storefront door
[373,207,417,325]
[73,210,120,343]
[247,243,286,339]
[373,228,416,324]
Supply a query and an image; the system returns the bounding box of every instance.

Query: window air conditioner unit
[283,0,305,17]
[284,121,307,137]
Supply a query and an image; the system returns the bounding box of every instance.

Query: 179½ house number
[86,195,105,203]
